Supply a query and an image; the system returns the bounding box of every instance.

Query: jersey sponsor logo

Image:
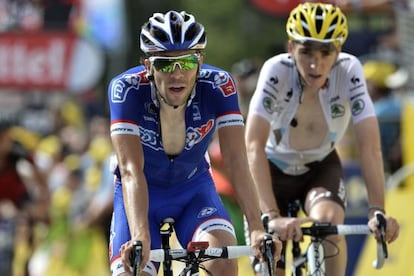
[263,88,278,100]
[186,119,214,149]
[351,99,365,116]
[263,96,275,114]
[192,103,202,121]
[139,127,161,151]
[338,178,347,206]
[351,75,360,85]
[213,71,236,96]
[111,126,134,134]
[350,92,364,101]
[138,120,214,151]
[197,207,218,218]
[111,122,139,136]
[199,69,236,96]
[266,75,279,89]
[331,103,345,118]
[199,69,213,79]
[350,75,364,92]
[111,71,148,103]
[284,89,293,102]
[330,95,340,103]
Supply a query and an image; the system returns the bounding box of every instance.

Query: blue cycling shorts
[109,171,235,275]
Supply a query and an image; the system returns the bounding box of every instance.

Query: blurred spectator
[363,60,403,173]
[28,136,113,276]
[231,59,261,119]
[0,0,43,32]
[42,0,78,30]
[337,0,409,58]
[0,113,49,276]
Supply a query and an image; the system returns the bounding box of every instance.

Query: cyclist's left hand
[368,214,400,243]
[250,230,282,262]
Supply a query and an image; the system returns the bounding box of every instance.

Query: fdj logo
[197,207,217,218]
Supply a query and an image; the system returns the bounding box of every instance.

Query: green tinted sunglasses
[149,53,200,73]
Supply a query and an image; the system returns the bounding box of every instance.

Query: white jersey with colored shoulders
[248,52,376,175]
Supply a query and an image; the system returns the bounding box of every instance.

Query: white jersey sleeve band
[110,122,140,136]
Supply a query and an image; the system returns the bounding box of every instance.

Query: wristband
[368,205,386,214]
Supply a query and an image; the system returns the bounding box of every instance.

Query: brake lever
[130,240,143,276]
[375,212,388,259]
[262,234,275,275]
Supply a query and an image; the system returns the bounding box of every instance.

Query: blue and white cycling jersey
[108,63,244,187]
[108,63,243,275]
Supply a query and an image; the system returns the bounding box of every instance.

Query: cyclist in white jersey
[245,3,400,275]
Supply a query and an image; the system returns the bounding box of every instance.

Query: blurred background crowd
[0,0,413,275]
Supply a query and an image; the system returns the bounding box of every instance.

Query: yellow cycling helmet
[286,2,348,47]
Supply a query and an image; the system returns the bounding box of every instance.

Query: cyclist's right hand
[120,235,151,273]
[368,212,400,244]
[268,217,313,242]
[250,229,282,263]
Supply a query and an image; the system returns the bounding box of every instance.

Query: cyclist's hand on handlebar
[250,230,282,262]
[368,213,400,243]
[268,217,313,242]
[120,235,150,273]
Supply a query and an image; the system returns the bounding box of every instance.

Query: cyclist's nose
[309,57,318,70]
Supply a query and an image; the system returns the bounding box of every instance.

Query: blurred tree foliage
[124,0,287,71]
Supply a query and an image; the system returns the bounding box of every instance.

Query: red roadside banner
[0,31,104,92]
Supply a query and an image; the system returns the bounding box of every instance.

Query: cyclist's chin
[168,91,190,104]
[304,78,326,90]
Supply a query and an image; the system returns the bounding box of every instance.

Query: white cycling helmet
[140,10,207,54]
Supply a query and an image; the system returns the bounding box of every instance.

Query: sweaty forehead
[297,41,337,52]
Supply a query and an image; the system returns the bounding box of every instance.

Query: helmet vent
[315,6,323,35]
[326,16,338,39]
[300,13,311,37]
[171,23,182,44]
[185,24,199,41]
[153,26,169,42]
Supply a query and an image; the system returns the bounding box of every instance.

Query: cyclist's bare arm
[218,124,282,260]
[111,134,151,270]
[354,118,400,243]
[354,118,385,209]
[245,114,279,217]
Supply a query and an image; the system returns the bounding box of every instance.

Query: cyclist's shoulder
[109,65,150,90]
[108,65,151,103]
[199,64,233,81]
[259,53,295,79]
[197,64,237,97]
[334,52,364,72]
[263,53,294,68]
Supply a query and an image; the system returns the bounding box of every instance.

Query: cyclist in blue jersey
[107,10,282,276]
[245,3,400,276]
